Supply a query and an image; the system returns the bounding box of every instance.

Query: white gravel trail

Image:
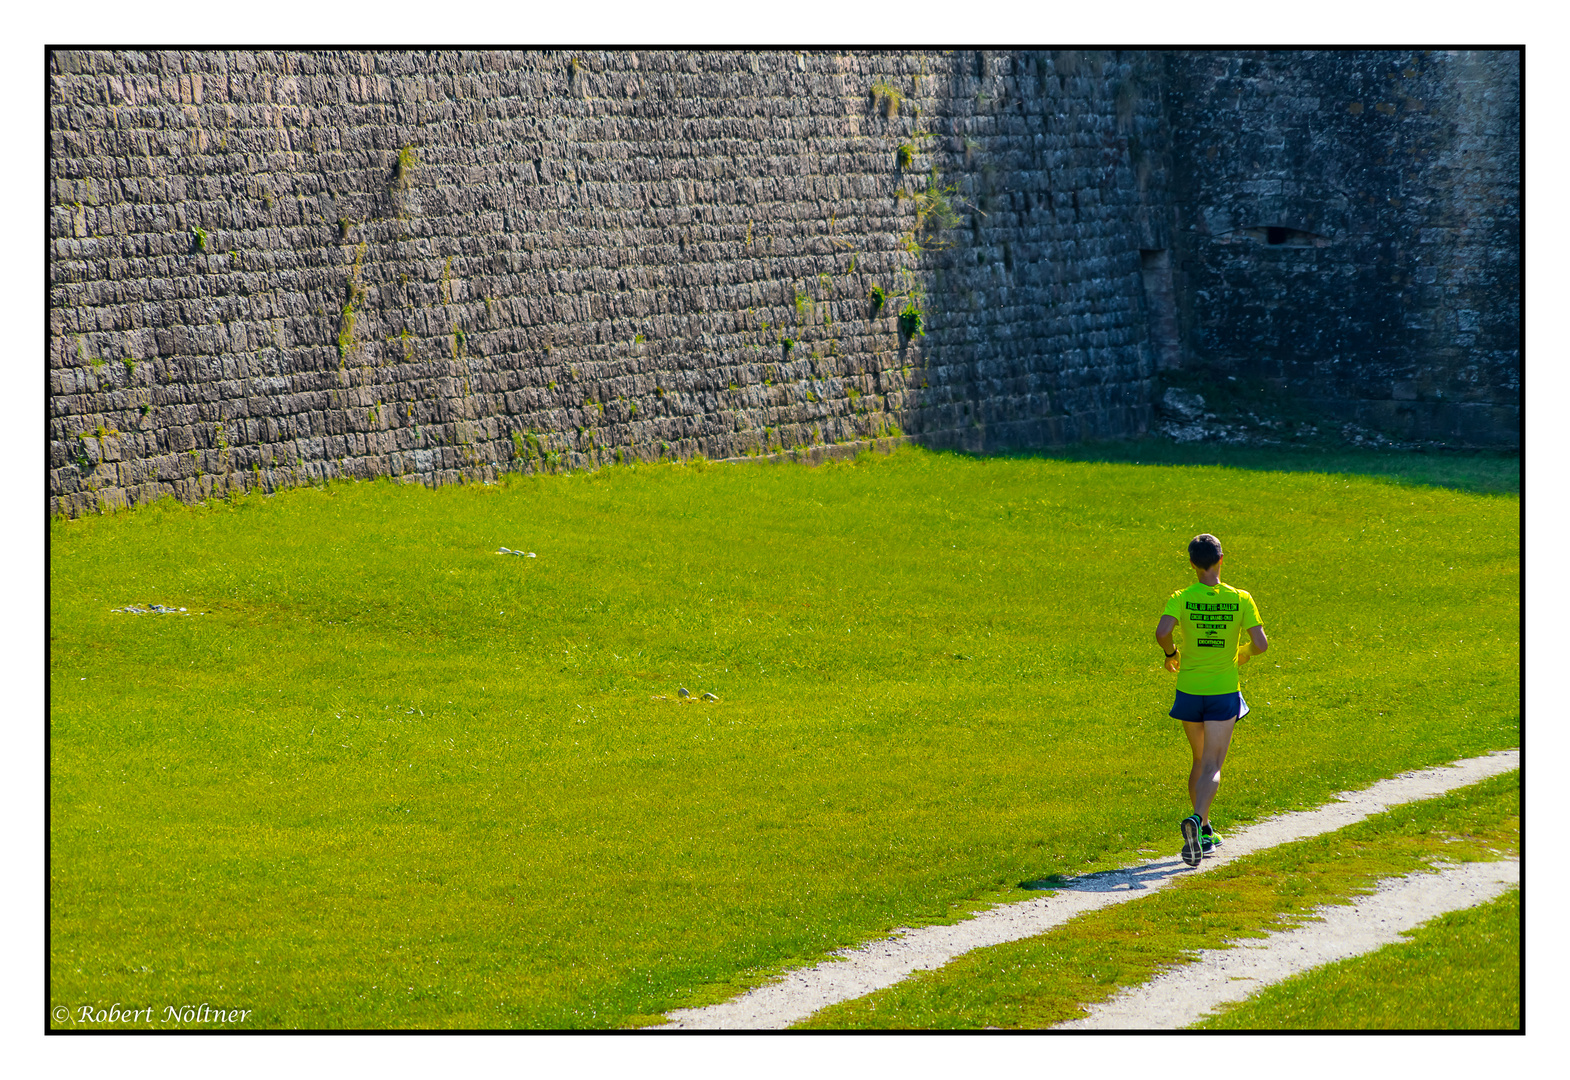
[1055,857,1519,1029]
[657,749,1518,1030]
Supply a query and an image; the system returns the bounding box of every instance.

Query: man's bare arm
[1156,615,1179,672]
[1237,625,1269,666]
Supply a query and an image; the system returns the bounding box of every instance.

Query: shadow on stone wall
[47,48,1517,517]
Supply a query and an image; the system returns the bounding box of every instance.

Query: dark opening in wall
[1239,225,1326,247]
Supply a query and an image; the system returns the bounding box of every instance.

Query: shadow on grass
[963,437,1519,497]
[1021,857,1197,894]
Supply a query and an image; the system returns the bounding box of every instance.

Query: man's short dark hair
[1189,533,1223,569]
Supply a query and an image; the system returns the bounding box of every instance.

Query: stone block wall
[48,48,1167,516]
[1161,49,1520,446]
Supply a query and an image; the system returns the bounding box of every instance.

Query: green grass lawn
[1035,436,1520,496]
[1197,887,1520,1030]
[48,446,1519,1028]
[799,769,1518,1029]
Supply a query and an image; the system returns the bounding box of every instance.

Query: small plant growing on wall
[780,337,795,359]
[190,225,207,253]
[913,170,964,236]
[898,301,924,341]
[337,308,356,360]
[869,285,886,318]
[896,144,914,170]
[397,146,417,183]
[870,79,903,118]
[793,286,811,324]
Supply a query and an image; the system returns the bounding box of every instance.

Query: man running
[1155,534,1268,866]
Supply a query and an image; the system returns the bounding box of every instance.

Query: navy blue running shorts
[1170,690,1249,724]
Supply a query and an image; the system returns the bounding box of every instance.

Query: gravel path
[1056,858,1520,1029]
[657,749,1518,1030]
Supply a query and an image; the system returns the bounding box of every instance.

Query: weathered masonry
[47,49,1520,516]
[1162,51,1520,443]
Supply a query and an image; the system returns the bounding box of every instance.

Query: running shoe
[1200,823,1221,855]
[1179,813,1203,866]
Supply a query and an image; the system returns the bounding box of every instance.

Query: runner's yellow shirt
[1162,581,1263,695]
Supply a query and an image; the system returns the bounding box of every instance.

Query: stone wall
[47,48,1520,517]
[48,49,1166,516]
[1161,49,1520,445]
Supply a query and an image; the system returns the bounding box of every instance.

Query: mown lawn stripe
[1194,886,1521,1030]
[795,769,1519,1029]
[1059,860,1518,1029]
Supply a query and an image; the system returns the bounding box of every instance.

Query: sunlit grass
[1196,886,1519,1030]
[49,447,1519,1028]
[799,771,1519,1029]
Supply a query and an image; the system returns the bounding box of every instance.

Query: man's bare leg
[1182,717,1237,827]
[1183,721,1205,810]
